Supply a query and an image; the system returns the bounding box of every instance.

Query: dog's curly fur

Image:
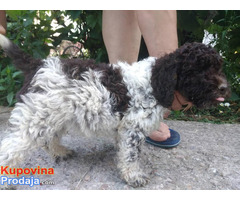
[0,34,230,187]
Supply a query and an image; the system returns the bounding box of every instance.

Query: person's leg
[0,10,7,35]
[102,10,179,146]
[102,10,141,64]
[136,10,178,57]
[136,10,179,145]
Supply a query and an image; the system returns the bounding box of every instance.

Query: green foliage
[0,64,23,106]
[65,10,108,62]
[177,10,208,44]
[6,10,75,59]
[206,11,240,101]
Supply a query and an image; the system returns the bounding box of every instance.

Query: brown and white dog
[0,34,230,187]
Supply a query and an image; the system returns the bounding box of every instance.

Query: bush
[0,64,23,106]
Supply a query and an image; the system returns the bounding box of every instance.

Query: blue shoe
[145,129,181,149]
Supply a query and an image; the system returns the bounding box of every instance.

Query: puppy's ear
[151,55,178,108]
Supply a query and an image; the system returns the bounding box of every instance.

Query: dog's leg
[0,129,37,169]
[0,104,42,168]
[0,98,71,167]
[117,129,148,187]
[0,131,36,167]
[44,133,74,163]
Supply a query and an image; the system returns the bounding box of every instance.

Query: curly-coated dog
[0,34,230,187]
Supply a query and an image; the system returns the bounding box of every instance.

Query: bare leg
[136,10,178,57]
[102,10,178,142]
[102,10,141,64]
[0,10,7,35]
[136,10,178,141]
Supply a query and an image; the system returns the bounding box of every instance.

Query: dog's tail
[0,34,42,74]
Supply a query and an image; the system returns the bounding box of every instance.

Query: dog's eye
[188,96,194,101]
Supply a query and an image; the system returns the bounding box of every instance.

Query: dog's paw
[54,149,76,164]
[123,171,150,187]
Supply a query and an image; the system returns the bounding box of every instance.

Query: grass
[168,101,240,124]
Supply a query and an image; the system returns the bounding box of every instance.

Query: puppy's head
[152,42,231,109]
[176,42,231,109]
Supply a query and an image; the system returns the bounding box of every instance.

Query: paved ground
[0,106,240,190]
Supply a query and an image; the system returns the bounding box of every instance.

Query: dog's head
[151,42,231,110]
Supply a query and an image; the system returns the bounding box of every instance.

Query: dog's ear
[151,55,178,108]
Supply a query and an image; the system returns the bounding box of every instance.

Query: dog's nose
[219,86,227,93]
[219,85,230,97]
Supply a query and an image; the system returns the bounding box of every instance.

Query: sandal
[145,129,181,149]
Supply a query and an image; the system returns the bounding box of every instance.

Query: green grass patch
[169,101,240,124]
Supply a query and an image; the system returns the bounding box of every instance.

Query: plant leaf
[12,71,22,78]
[0,86,6,91]
[7,92,14,106]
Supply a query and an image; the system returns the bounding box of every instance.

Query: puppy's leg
[0,104,41,168]
[0,98,71,167]
[0,132,36,167]
[117,129,148,187]
[44,133,74,162]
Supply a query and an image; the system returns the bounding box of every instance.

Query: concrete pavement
[0,106,239,190]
